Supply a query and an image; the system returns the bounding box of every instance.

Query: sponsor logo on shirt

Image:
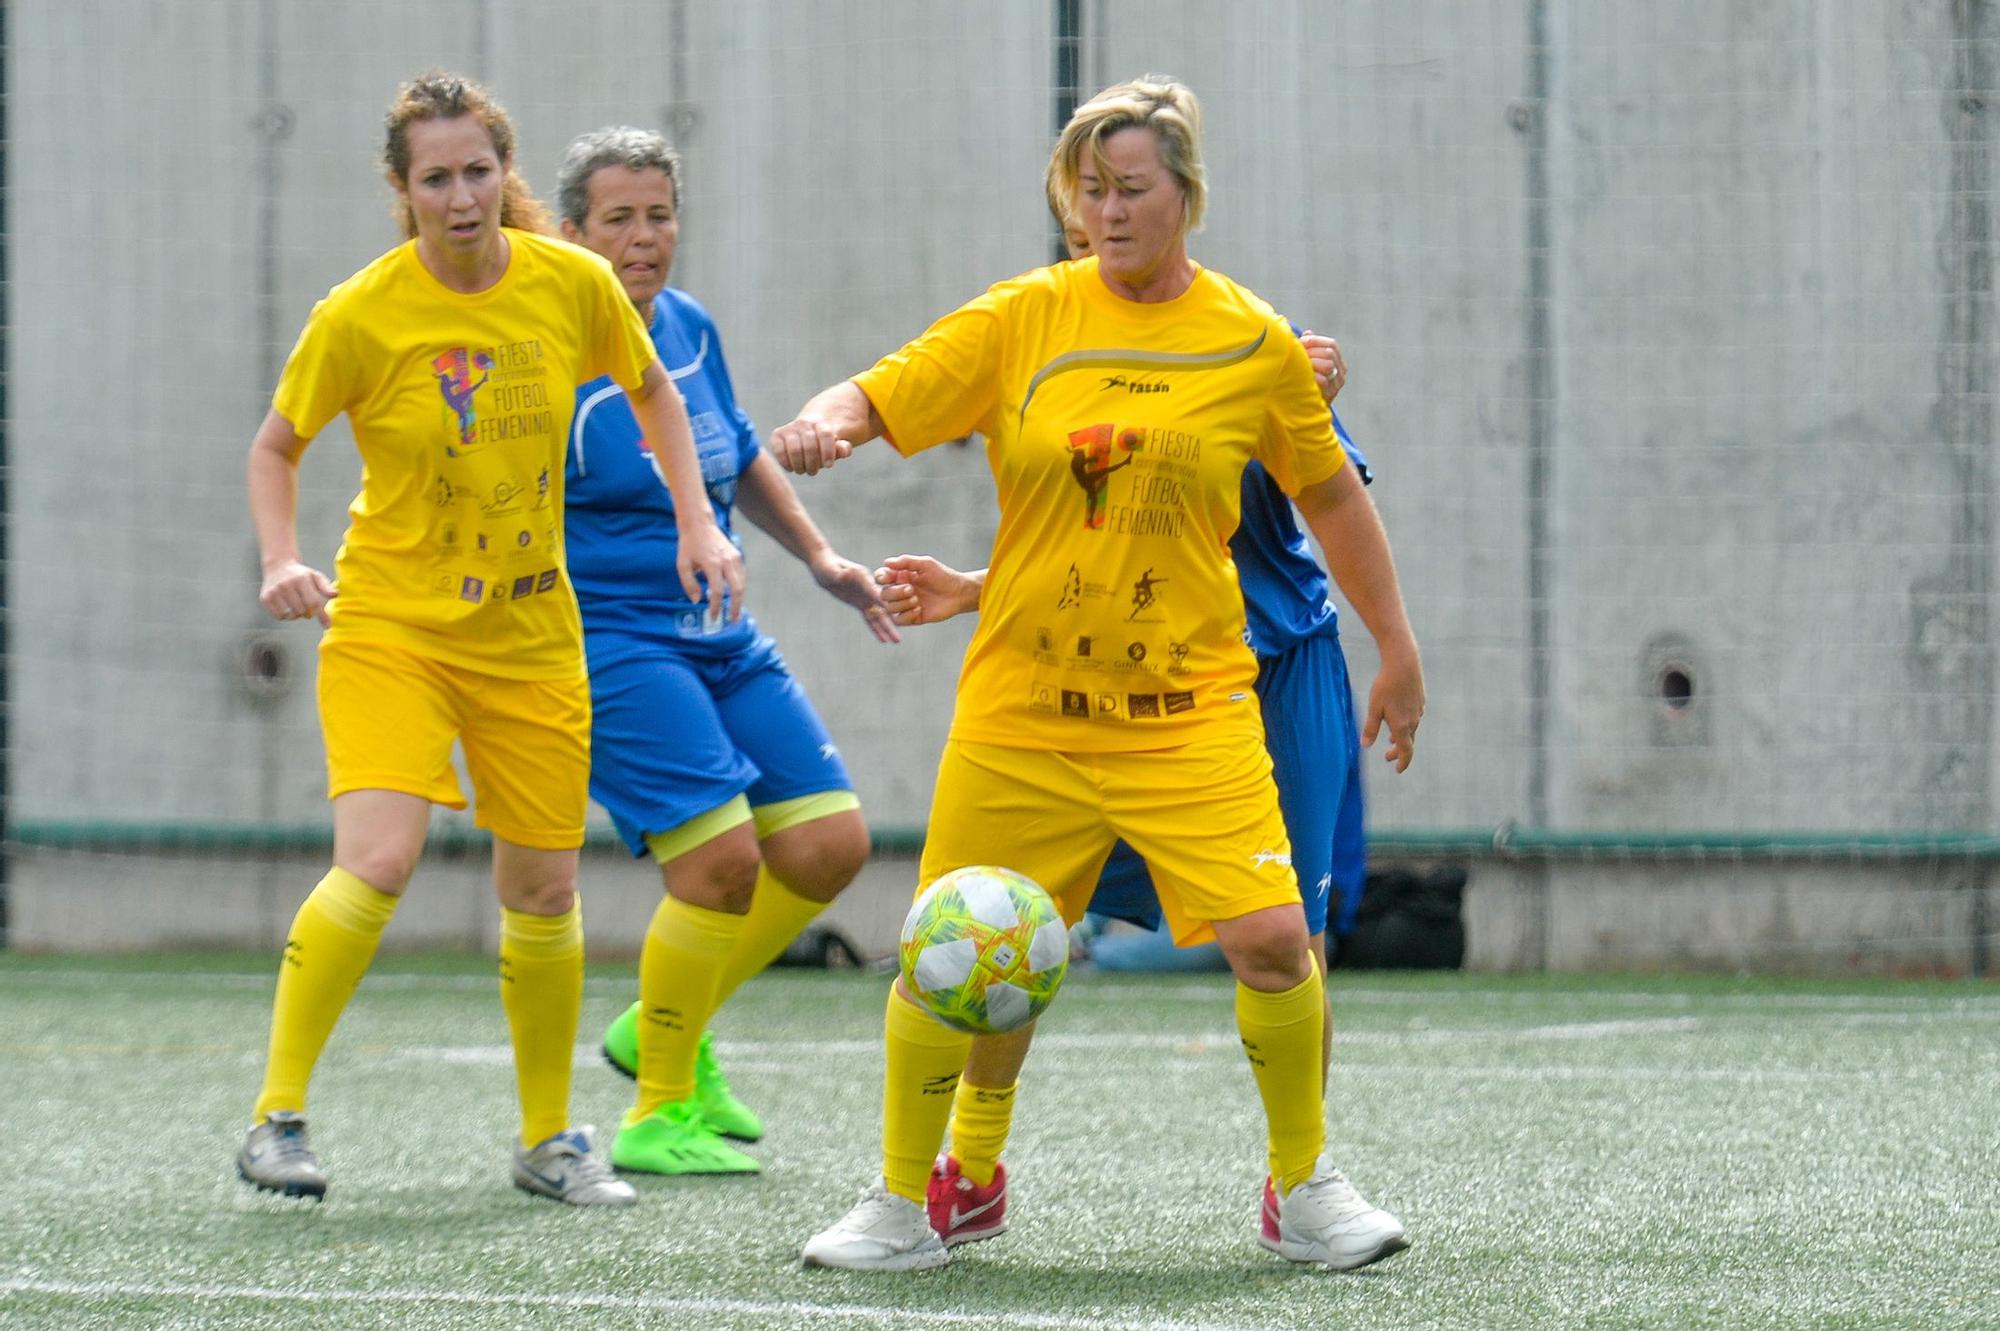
[436,340,550,457]
[1060,689,1089,718]
[1128,693,1161,717]
[433,347,493,451]
[1164,691,1196,714]
[442,568,558,604]
[1099,374,1171,394]
[1127,568,1167,621]
[1065,424,1139,529]
[1055,562,1084,609]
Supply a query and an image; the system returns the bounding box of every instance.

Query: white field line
[8,966,2000,1017]
[0,1276,1276,1331]
[1512,1016,1702,1039]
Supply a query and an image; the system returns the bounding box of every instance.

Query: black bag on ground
[769,923,867,969]
[1338,864,1468,970]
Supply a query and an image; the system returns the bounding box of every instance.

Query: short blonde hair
[1046,75,1206,234]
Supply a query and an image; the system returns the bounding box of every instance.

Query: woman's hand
[874,555,984,627]
[811,551,902,643]
[675,514,747,624]
[1300,330,1346,403]
[260,560,338,627]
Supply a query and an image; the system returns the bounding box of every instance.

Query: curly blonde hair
[382,70,553,237]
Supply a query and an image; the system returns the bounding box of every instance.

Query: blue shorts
[1087,632,1366,937]
[585,634,853,858]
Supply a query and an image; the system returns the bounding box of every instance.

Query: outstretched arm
[768,381,885,476]
[735,452,898,643]
[247,408,337,626]
[627,361,746,621]
[1291,463,1424,771]
[874,555,986,627]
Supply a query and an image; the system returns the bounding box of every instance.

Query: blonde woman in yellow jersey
[782,77,1424,1273]
[235,72,743,1208]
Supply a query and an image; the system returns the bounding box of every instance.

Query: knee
[1218,912,1314,992]
[510,875,579,917]
[763,812,872,903]
[668,841,762,914]
[338,847,420,896]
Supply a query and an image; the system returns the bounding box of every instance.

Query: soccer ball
[899,866,1069,1034]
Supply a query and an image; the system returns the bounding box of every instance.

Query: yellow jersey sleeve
[271,299,360,440]
[852,285,1010,455]
[1254,324,1345,496]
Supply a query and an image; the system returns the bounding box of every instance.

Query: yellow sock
[499,901,585,1148]
[635,893,744,1116]
[948,1079,1017,1188]
[1236,963,1327,1193]
[711,868,828,1008]
[253,867,398,1121]
[883,986,971,1203]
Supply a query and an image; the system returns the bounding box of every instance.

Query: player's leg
[1321,640,1370,952]
[1254,636,1350,1080]
[466,667,633,1205]
[931,1022,1032,1245]
[238,642,460,1200]
[710,644,871,1017]
[932,834,1158,1242]
[585,649,763,1174]
[1114,730,1405,1271]
[802,740,1112,1271]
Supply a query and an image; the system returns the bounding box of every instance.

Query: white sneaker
[512,1126,637,1207]
[1259,1156,1409,1271]
[801,1181,951,1271]
[236,1111,328,1200]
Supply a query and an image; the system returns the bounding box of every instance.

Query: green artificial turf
[1,954,1994,1330]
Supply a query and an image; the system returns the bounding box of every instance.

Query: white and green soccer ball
[898,865,1069,1034]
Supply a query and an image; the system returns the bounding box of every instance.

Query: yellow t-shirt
[855,256,1344,751]
[273,229,656,679]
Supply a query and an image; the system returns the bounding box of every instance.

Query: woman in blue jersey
[555,126,897,1176]
[874,214,1380,1249]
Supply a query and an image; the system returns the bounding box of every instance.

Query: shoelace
[263,1121,316,1165]
[849,1183,911,1225]
[1294,1167,1368,1219]
[696,1038,734,1095]
[561,1144,618,1190]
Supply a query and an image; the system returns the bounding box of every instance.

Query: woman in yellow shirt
[777,77,1423,1272]
[235,71,742,1207]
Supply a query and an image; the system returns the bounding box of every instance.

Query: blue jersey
[565,288,760,664]
[1234,410,1372,657]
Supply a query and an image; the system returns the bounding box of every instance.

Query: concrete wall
[6,0,1996,971]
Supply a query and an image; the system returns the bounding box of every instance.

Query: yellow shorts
[317,639,590,850]
[917,732,1299,946]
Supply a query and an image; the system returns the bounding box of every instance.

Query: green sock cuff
[312,866,400,934]
[500,901,583,959]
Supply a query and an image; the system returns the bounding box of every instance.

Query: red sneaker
[1260,1176,1282,1245]
[927,1154,1009,1246]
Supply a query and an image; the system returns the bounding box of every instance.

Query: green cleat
[602,1005,764,1144]
[612,1099,761,1176]
[694,1030,766,1143]
[601,1001,641,1079]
